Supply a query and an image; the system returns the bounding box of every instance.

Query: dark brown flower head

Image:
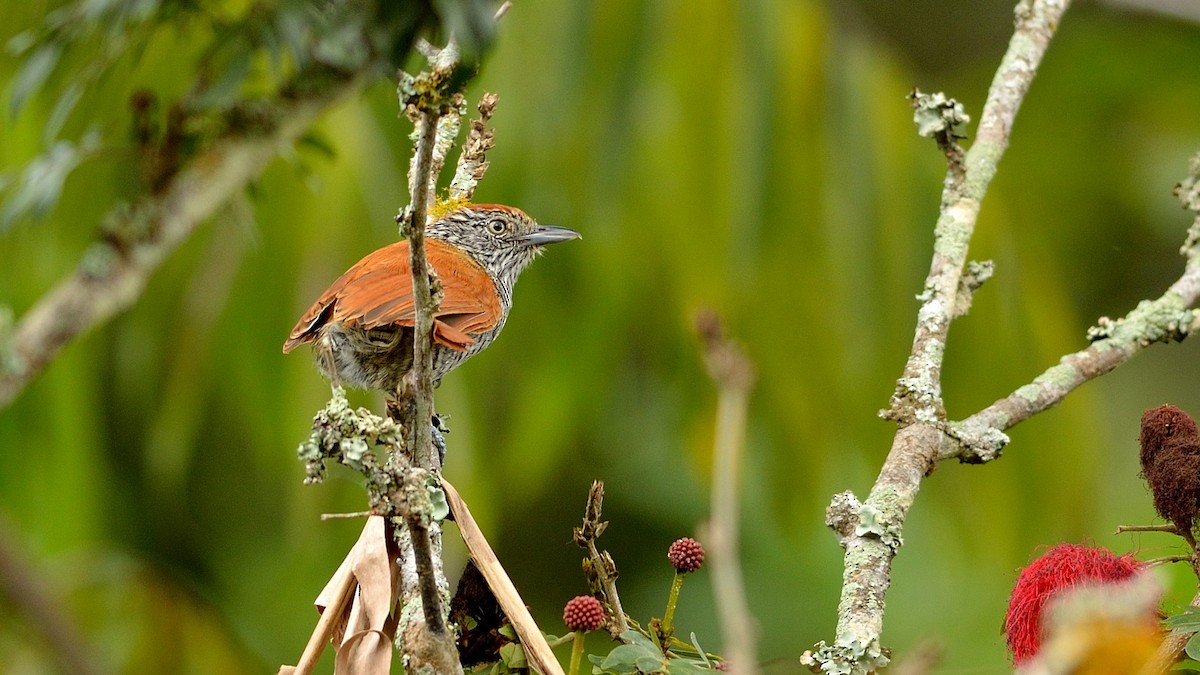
[562,595,605,632]
[1139,404,1200,539]
[1140,404,1200,471]
[668,537,705,573]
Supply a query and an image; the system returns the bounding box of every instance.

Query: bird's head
[427,204,580,288]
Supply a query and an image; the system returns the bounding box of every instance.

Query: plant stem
[568,631,585,675]
[661,572,685,639]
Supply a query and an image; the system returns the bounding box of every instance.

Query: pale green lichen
[945,418,1010,463]
[855,503,903,553]
[1031,362,1081,391]
[806,635,890,675]
[1086,297,1194,344]
[1014,383,1041,403]
[909,90,970,142]
[297,387,405,493]
[79,242,121,280]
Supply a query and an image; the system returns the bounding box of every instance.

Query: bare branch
[1115,524,1181,536]
[945,154,1200,462]
[696,310,758,675]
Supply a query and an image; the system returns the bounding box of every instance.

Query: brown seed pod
[1139,404,1200,541]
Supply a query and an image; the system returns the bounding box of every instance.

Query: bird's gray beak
[523,225,581,246]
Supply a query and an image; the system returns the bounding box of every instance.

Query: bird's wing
[282,240,503,353]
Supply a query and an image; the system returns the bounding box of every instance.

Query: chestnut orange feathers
[284,204,579,391]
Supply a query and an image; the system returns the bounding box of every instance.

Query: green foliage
[2,1,1200,672]
[588,630,716,675]
[0,0,449,229]
[1166,606,1200,660]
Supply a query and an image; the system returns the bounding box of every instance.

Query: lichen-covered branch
[945,155,1200,461]
[814,2,1072,672]
[396,57,462,670]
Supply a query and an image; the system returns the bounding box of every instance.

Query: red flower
[562,595,605,632]
[668,537,705,573]
[1004,544,1142,664]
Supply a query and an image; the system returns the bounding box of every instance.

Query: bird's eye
[487,219,507,234]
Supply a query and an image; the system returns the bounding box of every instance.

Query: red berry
[1004,544,1143,664]
[562,595,605,632]
[668,537,705,573]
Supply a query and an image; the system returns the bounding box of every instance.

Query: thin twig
[1144,554,1192,567]
[1115,524,1182,536]
[320,511,373,521]
[818,1,1072,670]
[400,101,447,636]
[696,310,758,675]
[946,153,1200,462]
[573,480,629,638]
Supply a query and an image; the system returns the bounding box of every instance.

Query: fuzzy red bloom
[1004,544,1143,664]
[668,537,705,573]
[562,595,605,632]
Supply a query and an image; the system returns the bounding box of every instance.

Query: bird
[283,204,579,392]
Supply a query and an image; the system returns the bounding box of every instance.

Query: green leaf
[1,134,99,230]
[1186,631,1200,661]
[601,643,663,673]
[667,660,712,675]
[635,654,667,673]
[1172,658,1200,673]
[499,642,526,669]
[620,629,659,652]
[1167,606,1200,632]
[297,130,337,159]
[190,44,253,111]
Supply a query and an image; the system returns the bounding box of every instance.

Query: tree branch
[394,56,461,670]
[814,1,1072,671]
[0,69,364,410]
[947,154,1200,462]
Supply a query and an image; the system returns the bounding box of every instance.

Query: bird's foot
[432,413,450,465]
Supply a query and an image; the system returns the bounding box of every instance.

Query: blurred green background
[3,0,1200,672]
